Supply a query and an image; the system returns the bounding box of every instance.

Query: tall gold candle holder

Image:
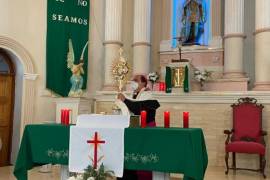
[111,48,131,114]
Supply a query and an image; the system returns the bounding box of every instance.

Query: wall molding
[103,40,123,47]
[132,42,151,47]
[223,33,247,39]
[254,27,270,35]
[0,36,37,137]
[94,91,270,104]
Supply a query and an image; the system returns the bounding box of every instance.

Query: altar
[14,124,208,180]
[94,91,270,172]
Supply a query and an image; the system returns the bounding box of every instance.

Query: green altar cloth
[14,124,208,180]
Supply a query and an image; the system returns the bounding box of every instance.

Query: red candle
[140,111,147,128]
[61,109,64,124]
[183,112,189,128]
[62,109,67,125]
[159,82,166,91]
[65,110,70,125]
[164,111,170,128]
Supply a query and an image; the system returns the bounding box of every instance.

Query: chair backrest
[232,97,264,142]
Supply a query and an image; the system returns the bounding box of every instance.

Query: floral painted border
[124,153,159,164]
[46,148,69,160]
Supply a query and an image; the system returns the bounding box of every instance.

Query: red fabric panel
[137,171,152,180]
[226,141,265,155]
[233,104,262,142]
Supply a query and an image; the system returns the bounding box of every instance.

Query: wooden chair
[224,97,267,178]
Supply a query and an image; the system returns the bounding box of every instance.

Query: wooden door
[0,51,14,166]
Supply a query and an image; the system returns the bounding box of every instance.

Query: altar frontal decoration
[46,0,89,97]
[69,115,130,177]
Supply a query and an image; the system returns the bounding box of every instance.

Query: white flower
[87,177,95,180]
[148,72,159,83]
[76,175,84,180]
[67,176,76,180]
[194,70,200,75]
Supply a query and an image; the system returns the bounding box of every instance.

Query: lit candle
[159,82,166,91]
[164,111,170,128]
[183,112,189,128]
[141,111,147,128]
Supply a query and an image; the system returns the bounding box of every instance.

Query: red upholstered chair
[224,97,267,178]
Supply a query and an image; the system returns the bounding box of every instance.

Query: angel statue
[67,39,89,97]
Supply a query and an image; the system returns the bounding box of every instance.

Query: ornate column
[223,0,246,79]
[103,0,123,90]
[132,0,151,75]
[253,0,270,90]
[209,0,222,48]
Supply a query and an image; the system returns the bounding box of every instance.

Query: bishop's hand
[117,93,126,102]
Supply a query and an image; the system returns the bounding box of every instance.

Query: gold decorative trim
[132,42,151,47]
[254,28,270,35]
[103,41,123,47]
[223,33,246,39]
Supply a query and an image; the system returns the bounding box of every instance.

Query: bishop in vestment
[117,75,160,180]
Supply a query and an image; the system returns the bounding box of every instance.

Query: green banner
[46,0,89,97]
[184,65,189,93]
[165,66,172,93]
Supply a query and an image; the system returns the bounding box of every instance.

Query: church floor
[0,166,268,180]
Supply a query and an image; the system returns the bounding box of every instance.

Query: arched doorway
[0,36,37,165]
[0,49,15,166]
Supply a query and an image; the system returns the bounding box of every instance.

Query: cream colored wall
[88,0,105,95]
[0,0,55,123]
[151,0,172,72]
[0,0,107,122]
[122,0,134,69]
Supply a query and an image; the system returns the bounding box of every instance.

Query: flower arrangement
[68,164,114,180]
[147,72,159,90]
[194,69,212,90]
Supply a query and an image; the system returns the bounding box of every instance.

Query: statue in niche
[181,0,206,45]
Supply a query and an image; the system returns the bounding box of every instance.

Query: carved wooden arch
[0,36,37,136]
